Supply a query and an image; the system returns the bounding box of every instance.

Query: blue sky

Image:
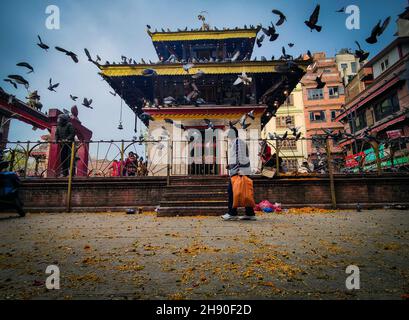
[0,0,407,142]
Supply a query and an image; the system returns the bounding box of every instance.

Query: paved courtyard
[0,210,408,300]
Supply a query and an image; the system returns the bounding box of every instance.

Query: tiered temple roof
[99,25,310,128]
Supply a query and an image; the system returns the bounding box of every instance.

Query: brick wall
[4,175,408,213]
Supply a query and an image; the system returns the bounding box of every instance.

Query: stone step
[165,185,228,192]
[161,192,228,201]
[157,206,227,217]
[169,177,229,186]
[160,200,227,207]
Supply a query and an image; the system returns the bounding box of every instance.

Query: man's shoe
[221,213,238,221]
[239,215,257,221]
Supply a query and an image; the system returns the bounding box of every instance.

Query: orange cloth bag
[231,175,256,209]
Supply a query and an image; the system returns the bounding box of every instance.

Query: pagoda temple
[99,20,310,176]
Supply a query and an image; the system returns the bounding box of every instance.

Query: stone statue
[55,114,76,177]
[26,90,43,112]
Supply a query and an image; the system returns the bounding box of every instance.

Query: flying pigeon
[8,75,29,88]
[239,114,250,130]
[233,72,252,86]
[366,17,391,44]
[305,5,322,32]
[82,98,93,109]
[256,34,265,48]
[262,23,279,41]
[315,73,326,89]
[55,46,79,63]
[37,35,49,50]
[16,62,34,74]
[271,9,287,26]
[70,94,78,101]
[247,110,255,120]
[4,79,17,89]
[47,78,59,92]
[354,41,370,62]
[281,47,293,60]
[84,48,93,62]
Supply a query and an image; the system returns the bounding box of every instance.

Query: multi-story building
[301,52,346,161]
[262,83,308,172]
[335,49,362,86]
[336,27,409,172]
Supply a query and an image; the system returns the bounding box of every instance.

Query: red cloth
[262,145,272,164]
[110,161,120,177]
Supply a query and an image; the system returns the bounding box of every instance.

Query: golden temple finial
[198,11,210,31]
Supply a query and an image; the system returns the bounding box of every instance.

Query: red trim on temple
[0,101,50,130]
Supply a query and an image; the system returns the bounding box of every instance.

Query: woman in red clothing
[260,140,274,167]
[109,160,120,177]
[259,140,283,169]
[124,152,138,176]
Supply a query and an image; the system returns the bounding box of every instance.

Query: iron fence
[1,136,408,179]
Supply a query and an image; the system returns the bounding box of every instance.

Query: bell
[118,122,123,130]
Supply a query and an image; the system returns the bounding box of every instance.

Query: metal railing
[2,137,409,178]
[1,136,408,211]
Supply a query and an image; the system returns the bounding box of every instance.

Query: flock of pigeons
[135,5,392,144]
[1,4,392,143]
[2,35,94,111]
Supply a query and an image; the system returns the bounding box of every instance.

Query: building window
[307,88,324,100]
[278,139,297,150]
[381,58,389,72]
[309,111,326,122]
[374,93,400,121]
[283,159,299,171]
[340,63,348,70]
[351,62,357,73]
[330,110,338,121]
[277,116,295,128]
[329,87,339,99]
[354,109,367,131]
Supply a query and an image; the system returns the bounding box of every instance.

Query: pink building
[301,52,346,159]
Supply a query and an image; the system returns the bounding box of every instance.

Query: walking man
[222,127,256,221]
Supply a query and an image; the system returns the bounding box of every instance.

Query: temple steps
[161,192,228,201]
[158,206,227,217]
[158,177,230,216]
